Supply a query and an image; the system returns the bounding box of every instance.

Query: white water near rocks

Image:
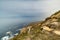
[0,0,60,40]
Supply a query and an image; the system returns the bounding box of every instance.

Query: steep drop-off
[11,11,60,40]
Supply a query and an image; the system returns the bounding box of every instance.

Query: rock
[11,10,60,40]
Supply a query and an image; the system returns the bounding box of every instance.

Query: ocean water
[0,0,60,39]
[0,17,46,39]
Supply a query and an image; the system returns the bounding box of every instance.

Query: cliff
[11,10,60,40]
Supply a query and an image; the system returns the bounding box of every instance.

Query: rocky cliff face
[11,10,60,40]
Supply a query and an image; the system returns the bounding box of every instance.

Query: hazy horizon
[0,0,60,38]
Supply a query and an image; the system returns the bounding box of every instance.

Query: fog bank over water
[0,0,60,38]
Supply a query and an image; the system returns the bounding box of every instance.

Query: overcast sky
[0,0,60,35]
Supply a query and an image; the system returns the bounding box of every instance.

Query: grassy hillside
[11,10,60,40]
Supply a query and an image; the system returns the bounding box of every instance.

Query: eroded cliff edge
[11,11,60,40]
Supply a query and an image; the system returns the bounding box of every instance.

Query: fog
[0,0,60,38]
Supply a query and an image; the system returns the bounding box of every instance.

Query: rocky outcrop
[11,10,60,40]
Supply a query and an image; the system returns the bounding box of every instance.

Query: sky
[0,0,60,37]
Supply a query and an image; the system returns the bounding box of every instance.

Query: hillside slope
[11,10,60,40]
